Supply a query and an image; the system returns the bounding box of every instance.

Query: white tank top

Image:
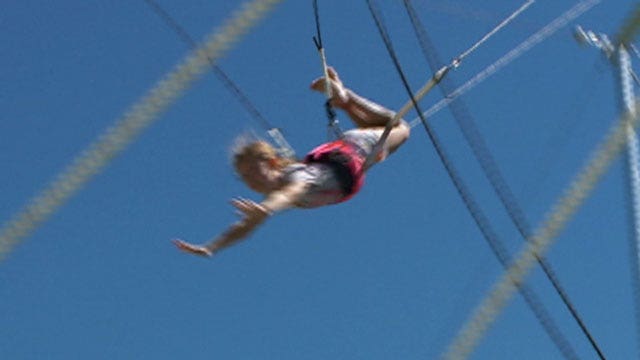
[282,162,345,208]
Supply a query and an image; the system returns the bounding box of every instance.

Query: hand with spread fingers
[231,198,270,225]
[174,66,410,259]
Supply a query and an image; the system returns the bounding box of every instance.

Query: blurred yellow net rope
[616,3,640,45]
[0,0,283,262]
[442,99,640,360]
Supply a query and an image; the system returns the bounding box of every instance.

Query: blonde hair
[232,140,295,172]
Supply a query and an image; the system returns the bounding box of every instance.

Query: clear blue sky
[1,1,638,359]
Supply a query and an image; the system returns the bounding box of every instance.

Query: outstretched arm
[174,181,308,257]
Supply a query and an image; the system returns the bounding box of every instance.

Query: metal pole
[575,25,640,356]
[619,46,639,252]
[618,44,640,358]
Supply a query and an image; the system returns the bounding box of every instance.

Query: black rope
[143,0,274,132]
[312,0,323,50]
[312,0,342,139]
[403,1,607,359]
[365,1,580,359]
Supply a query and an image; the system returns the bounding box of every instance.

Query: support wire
[143,0,295,159]
[365,2,579,358]
[403,1,606,358]
[313,0,342,140]
[443,100,640,359]
[412,0,601,125]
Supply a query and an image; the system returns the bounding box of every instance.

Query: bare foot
[310,67,349,106]
[173,239,213,257]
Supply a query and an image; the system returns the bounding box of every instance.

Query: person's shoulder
[283,162,306,172]
[283,162,324,181]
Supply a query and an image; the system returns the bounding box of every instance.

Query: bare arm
[174,181,308,257]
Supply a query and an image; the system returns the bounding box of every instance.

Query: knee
[385,121,410,155]
[397,120,410,141]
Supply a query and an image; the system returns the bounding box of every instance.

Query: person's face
[235,156,279,193]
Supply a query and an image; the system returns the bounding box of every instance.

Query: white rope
[317,46,343,140]
[411,0,601,128]
[616,3,640,45]
[0,0,283,262]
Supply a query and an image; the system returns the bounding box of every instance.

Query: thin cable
[143,0,295,159]
[144,0,268,129]
[631,69,640,86]
[404,1,606,358]
[365,2,579,359]
[443,100,640,359]
[364,0,531,170]
[411,0,601,127]
[0,0,284,262]
[362,66,450,170]
[453,0,535,66]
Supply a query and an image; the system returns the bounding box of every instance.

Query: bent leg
[384,120,410,156]
[311,67,410,163]
[342,90,397,128]
[311,68,396,128]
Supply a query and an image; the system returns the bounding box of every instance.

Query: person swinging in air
[174,67,410,257]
